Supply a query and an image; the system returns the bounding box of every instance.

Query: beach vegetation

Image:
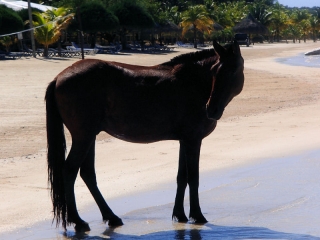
[3,0,320,53]
[108,0,155,49]
[180,4,213,48]
[0,35,17,52]
[0,5,24,35]
[16,8,41,22]
[72,1,119,48]
[309,15,320,42]
[26,7,74,57]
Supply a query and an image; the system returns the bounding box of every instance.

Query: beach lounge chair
[128,43,141,51]
[176,41,193,48]
[153,44,175,51]
[142,45,155,52]
[22,45,33,56]
[48,48,81,58]
[22,45,45,57]
[0,51,23,59]
[95,44,122,54]
[70,42,98,55]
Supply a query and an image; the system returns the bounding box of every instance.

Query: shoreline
[1,148,319,239]
[0,42,320,237]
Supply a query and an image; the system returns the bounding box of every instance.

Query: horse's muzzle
[206,107,224,120]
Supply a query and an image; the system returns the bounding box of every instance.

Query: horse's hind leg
[80,140,123,227]
[64,137,95,232]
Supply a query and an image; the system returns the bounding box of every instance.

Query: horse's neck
[199,57,219,74]
[160,49,217,67]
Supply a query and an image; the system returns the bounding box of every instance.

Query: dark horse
[45,41,244,232]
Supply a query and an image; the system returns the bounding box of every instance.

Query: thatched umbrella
[140,21,180,45]
[155,20,180,45]
[233,13,269,35]
[156,20,180,33]
[213,22,224,31]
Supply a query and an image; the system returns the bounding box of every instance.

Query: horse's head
[206,40,244,120]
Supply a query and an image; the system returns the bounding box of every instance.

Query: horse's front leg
[185,139,207,224]
[172,141,188,222]
[80,140,123,227]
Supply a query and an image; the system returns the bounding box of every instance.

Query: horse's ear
[213,40,226,58]
[232,40,241,56]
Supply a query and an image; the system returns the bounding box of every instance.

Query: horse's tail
[45,80,67,229]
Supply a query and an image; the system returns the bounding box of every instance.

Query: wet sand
[2,150,320,239]
[0,42,320,239]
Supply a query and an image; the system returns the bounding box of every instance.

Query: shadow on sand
[64,223,320,240]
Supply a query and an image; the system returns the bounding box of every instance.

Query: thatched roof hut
[233,13,269,35]
[213,22,224,31]
[156,20,180,33]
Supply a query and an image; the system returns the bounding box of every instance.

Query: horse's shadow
[63,223,320,239]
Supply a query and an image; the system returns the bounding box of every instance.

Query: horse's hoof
[74,221,91,232]
[189,214,208,224]
[172,212,188,222]
[108,215,123,227]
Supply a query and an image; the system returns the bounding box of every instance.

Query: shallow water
[1,150,320,239]
[277,53,320,68]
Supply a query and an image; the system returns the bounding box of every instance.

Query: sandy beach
[0,41,320,239]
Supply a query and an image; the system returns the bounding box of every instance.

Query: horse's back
[53,59,181,141]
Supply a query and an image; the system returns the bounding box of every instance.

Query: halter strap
[206,62,222,107]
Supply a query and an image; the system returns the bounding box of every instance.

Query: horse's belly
[101,116,177,143]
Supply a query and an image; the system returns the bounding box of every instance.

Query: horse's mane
[161,48,217,67]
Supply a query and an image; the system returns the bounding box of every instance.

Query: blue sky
[277,0,320,8]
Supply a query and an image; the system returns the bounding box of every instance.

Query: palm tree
[0,36,14,52]
[300,19,311,42]
[28,7,74,57]
[180,5,213,48]
[110,0,154,50]
[270,2,289,42]
[249,1,273,27]
[310,16,320,42]
[165,6,182,25]
[289,24,303,43]
[249,4,273,41]
[210,1,247,29]
[44,7,74,55]
[290,9,311,42]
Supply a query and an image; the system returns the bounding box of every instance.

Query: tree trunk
[57,36,62,57]
[120,28,128,50]
[43,45,49,58]
[193,24,197,48]
[90,32,96,48]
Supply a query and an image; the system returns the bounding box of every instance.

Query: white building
[0,0,54,11]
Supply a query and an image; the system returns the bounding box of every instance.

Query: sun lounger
[153,44,175,51]
[22,45,34,56]
[176,41,193,48]
[0,51,23,59]
[8,52,23,59]
[48,48,81,58]
[128,43,141,51]
[95,44,122,54]
[22,45,44,57]
[70,42,98,55]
